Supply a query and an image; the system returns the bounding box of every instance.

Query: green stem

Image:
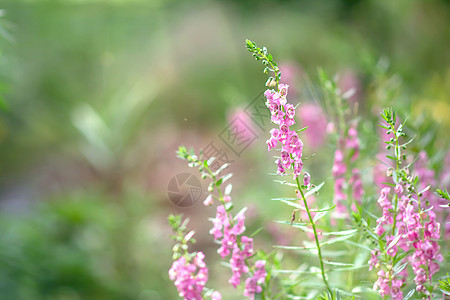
[390,122,401,233]
[254,50,280,86]
[296,177,332,295]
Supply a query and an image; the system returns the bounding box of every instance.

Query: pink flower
[297,102,327,149]
[208,203,267,294]
[391,279,403,300]
[275,159,285,175]
[266,137,277,151]
[285,103,295,119]
[229,246,249,288]
[169,252,209,300]
[211,291,222,300]
[227,108,257,144]
[241,236,254,257]
[377,187,392,209]
[279,62,303,98]
[346,125,360,161]
[369,250,379,271]
[334,178,346,201]
[278,84,289,97]
[244,260,267,299]
[373,270,391,297]
[337,69,361,104]
[349,169,363,203]
[264,84,304,180]
[303,172,311,188]
[332,150,346,177]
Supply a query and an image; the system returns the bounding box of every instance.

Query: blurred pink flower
[227,108,257,144]
[279,62,304,98]
[337,69,361,104]
[440,151,450,187]
[297,102,328,149]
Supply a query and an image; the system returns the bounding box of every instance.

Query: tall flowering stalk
[246,39,332,295]
[369,109,443,299]
[177,147,267,299]
[416,150,450,238]
[318,70,364,217]
[168,214,222,300]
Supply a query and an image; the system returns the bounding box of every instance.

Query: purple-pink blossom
[209,204,266,297]
[297,102,328,149]
[169,252,209,300]
[244,260,267,300]
[405,203,443,292]
[264,84,304,179]
[331,126,363,217]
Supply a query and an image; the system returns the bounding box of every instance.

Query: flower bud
[303,172,311,187]
[265,77,277,87]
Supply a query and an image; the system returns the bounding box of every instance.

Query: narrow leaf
[224,184,232,195]
[303,182,325,198]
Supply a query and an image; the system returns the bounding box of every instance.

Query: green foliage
[245,39,281,87]
[0,189,175,299]
[436,188,450,202]
[438,274,450,296]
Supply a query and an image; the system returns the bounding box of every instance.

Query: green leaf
[386,234,401,250]
[274,245,316,251]
[343,240,372,251]
[403,289,415,299]
[276,199,303,209]
[273,180,297,187]
[393,262,408,275]
[206,157,215,166]
[221,173,233,183]
[436,188,450,201]
[250,227,264,237]
[276,221,313,233]
[331,265,368,271]
[386,155,397,161]
[272,269,318,275]
[304,182,325,198]
[313,210,328,222]
[401,136,415,147]
[321,229,357,236]
[213,163,230,176]
[271,197,298,201]
[352,286,379,294]
[224,184,232,195]
[323,261,354,267]
[310,205,336,213]
[321,232,356,246]
[225,202,233,211]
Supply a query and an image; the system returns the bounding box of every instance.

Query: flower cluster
[244,260,268,299]
[169,252,210,300]
[416,150,450,237]
[209,203,266,297]
[297,102,327,149]
[265,84,304,179]
[332,125,363,215]
[405,203,443,293]
[370,109,443,298]
[370,186,409,299]
[373,269,403,300]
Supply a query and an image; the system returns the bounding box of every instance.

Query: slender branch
[295,177,332,295]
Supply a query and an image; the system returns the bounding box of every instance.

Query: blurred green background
[0,0,449,299]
